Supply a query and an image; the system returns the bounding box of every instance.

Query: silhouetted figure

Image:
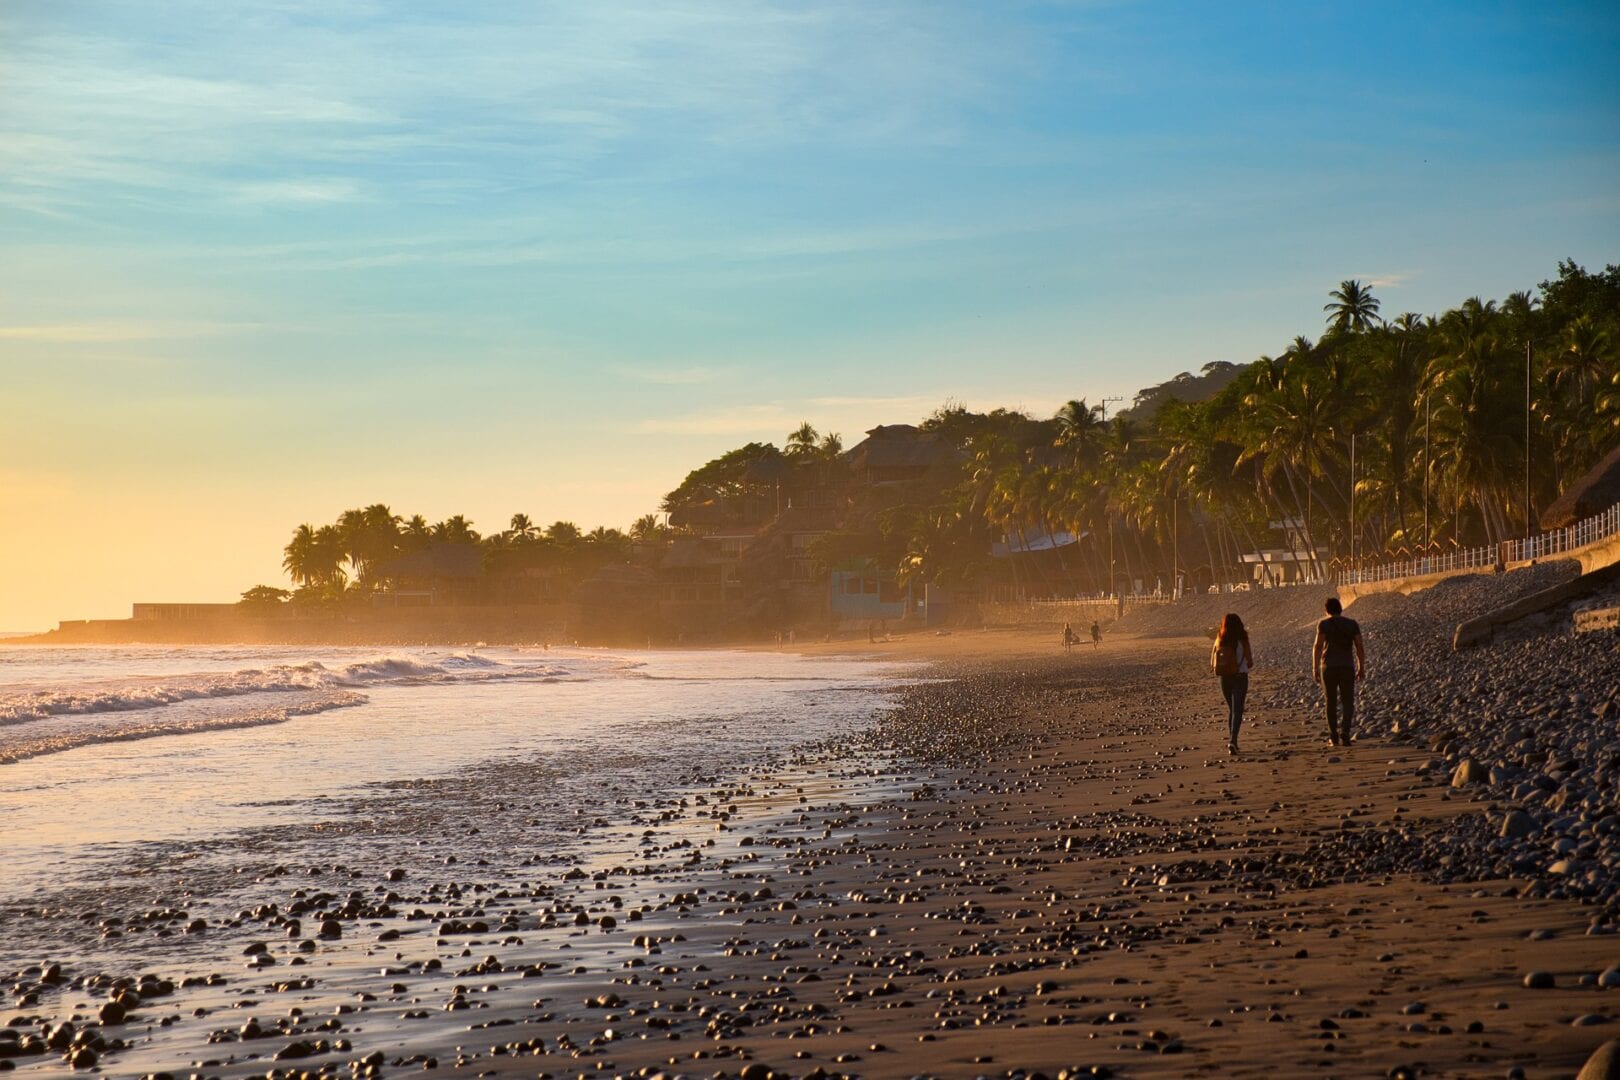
[1313,596,1366,747]
[1211,612,1255,753]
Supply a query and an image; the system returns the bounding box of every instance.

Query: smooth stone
[1452,758,1486,787]
[1500,810,1538,839]
[1599,966,1620,988]
[1524,971,1556,989]
[1579,1039,1620,1080]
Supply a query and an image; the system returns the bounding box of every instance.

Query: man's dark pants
[1322,666,1356,743]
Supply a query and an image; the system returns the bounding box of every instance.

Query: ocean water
[0,644,909,969]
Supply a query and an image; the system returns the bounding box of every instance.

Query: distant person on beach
[1090,620,1102,647]
[1313,596,1365,747]
[1062,622,1077,652]
[1210,612,1255,754]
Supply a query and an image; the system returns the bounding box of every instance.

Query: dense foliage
[258,260,1620,605]
[270,505,650,606]
[887,261,1620,593]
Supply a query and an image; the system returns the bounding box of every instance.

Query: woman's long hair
[1218,612,1248,646]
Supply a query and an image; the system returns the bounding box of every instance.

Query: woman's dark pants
[1220,673,1248,745]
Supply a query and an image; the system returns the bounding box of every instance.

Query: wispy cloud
[809,393,936,411]
[615,364,726,385]
[234,177,366,204]
[635,404,793,436]
[0,321,253,343]
[1361,271,1414,289]
[0,1,1033,214]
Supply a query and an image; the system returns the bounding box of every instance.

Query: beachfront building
[827,566,915,622]
[1238,518,1330,585]
[655,529,755,632]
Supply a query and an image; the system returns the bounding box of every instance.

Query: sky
[3,1,1618,630]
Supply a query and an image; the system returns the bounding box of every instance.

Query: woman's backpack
[1214,639,1242,676]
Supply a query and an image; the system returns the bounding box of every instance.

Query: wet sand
[4,631,1609,1079]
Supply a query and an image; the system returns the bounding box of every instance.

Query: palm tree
[1237,370,1344,578]
[1373,313,1432,540]
[786,422,819,457]
[508,513,538,542]
[629,513,665,542]
[1548,315,1615,408]
[1428,357,1522,541]
[283,524,347,590]
[432,515,481,545]
[1054,399,1106,468]
[400,514,431,553]
[545,520,581,544]
[1325,280,1382,334]
[333,504,401,586]
[282,524,322,588]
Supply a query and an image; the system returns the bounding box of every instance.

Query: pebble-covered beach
[4,564,1619,1080]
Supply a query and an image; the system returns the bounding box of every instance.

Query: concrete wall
[979,598,1128,630]
[1571,529,1620,575]
[1338,565,1496,604]
[31,604,577,646]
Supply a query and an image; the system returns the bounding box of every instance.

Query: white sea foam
[0,651,575,764]
[0,652,554,726]
[0,690,366,765]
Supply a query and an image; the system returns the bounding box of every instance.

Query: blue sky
[2,0,1618,628]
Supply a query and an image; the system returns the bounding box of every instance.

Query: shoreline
[3,631,1613,1077]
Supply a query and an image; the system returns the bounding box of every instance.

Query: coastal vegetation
[251,259,1620,612]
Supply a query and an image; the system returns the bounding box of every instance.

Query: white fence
[1337,501,1620,587]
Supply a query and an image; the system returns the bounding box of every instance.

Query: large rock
[1451,758,1487,787]
[1579,1039,1620,1080]
[1500,809,1539,839]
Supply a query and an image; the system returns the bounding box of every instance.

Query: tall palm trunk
[1198,510,1219,594]
[1280,462,1321,582]
[1232,513,1276,588]
[1017,526,1055,597]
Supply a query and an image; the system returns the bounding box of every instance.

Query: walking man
[1312,596,1365,746]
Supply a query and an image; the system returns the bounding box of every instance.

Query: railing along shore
[1337,501,1620,587]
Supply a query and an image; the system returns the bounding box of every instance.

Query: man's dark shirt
[1317,615,1361,669]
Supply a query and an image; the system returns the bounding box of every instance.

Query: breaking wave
[0,692,366,765]
[0,652,549,726]
[0,651,570,764]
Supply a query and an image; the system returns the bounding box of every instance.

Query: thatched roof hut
[843,425,960,484]
[1541,441,1620,530]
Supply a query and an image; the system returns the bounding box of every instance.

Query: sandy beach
[3,607,1614,1080]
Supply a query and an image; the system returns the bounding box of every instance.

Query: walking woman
[1211,613,1256,754]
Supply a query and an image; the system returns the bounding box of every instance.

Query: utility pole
[1172,496,1179,600]
[1423,393,1431,552]
[1525,339,1533,537]
[1349,432,1356,571]
[1100,396,1124,598]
